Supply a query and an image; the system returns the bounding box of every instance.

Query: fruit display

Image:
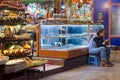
[3,45,31,58]
[0,25,36,59]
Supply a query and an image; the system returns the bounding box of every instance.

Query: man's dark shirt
[93,36,105,47]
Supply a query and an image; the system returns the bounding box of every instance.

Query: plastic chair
[88,54,100,65]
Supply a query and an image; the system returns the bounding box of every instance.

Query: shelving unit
[0,38,35,59]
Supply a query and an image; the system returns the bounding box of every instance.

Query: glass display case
[41,25,88,50]
[39,24,104,58]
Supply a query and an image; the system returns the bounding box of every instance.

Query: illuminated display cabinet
[39,24,104,59]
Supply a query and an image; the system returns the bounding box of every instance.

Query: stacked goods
[22,57,48,67]
[2,56,48,73]
[0,1,25,11]
[0,33,5,39]
[1,26,30,39]
[0,51,8,60]
[13,33,31,39]
[54,0,61,13]
[5,59,26,73]
[0,16,25,25]
[3,45,31,58]
[0,52,9,65]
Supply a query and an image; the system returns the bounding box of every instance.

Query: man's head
[97,29,106,38]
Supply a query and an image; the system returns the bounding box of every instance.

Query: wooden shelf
[39,47,88,59]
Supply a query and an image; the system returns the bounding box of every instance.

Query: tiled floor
[9,51,120,80]
[39,51,120,80]
[39,63,120,80]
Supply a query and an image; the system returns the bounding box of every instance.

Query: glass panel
[111,5,120,36]
[40,25,89,50]
[89,25,104,39]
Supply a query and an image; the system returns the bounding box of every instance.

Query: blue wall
[94,0,108,38]
[111,0,120,3]
[94,0,120,46]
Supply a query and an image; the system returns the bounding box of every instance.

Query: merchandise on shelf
[3,45,31,57]
[0,1,25,11]
[0,25,31,39]
[25,1,53,22]
[0,1,40,74]
[64,0,93,21]
[21,57,48,68]
[0,52,9,65]
[22,57,33,67]
[0,24,37,59]
[1,56,47,73]
[5,59,26,73]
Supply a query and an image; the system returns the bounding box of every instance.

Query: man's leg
[105,47,113,66]
[89,47,106,61]
[106,47,111,60]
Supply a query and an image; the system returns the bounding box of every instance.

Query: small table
[29,62,46,72]
[25,62,46,80]
[0,60,47,80]
[111,45,120,62]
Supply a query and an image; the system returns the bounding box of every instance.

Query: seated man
[89,29,113,67]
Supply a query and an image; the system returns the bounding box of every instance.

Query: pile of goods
[0,16,25,25]
[13,33,31,39]
[22,57,48,68]
[0,1,25,11]
[0,25,31,39]
[0,54,48,73]
[3,45,31,58]
[4,26,14,38]
[4,57,48,73]
[0,53,9,65]
[5,59,26,73]
[0,33,5,39]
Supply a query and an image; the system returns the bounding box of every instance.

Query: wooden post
[36,24,40,56]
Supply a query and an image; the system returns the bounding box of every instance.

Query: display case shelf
[41,33,88,38]
[0,38,33,42]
